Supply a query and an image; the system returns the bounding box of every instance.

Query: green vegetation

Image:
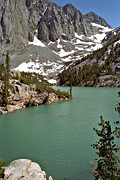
[53,89,70,99]
[92,117,120,179]
[92,92,120,179]
[0,53,10,107]
[13,71,48,93]
[0,63,70,109]
[42,95,49,104]
[13,71,70,99]
[58,43,120,86]
[116,91,120,116]
[0,64,4,78]
[0,159,5,179]
[0,56,71,110]
[24,98,36,107]
[59,63,103,86]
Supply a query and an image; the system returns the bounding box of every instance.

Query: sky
[53,0,120,28]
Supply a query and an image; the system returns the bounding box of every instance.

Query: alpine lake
[0,87,119,180]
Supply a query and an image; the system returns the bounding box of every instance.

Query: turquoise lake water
[0,87,119,180]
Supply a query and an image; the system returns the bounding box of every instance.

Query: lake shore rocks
[0,79,69,115]
[0,107,8,114]
[4,159,53,180]
[97,75,120,87]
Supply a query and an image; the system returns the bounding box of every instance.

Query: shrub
[24,99,36,107]
[0,159,5,179]
[42,95,49,104]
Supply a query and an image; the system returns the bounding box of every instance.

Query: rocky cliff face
[38,3,75,42]
[0,0,31,54]
[0,0,50,59]
[62,4,98,37]
[0,0,111,56]
[84,11,111,28]
[37,3,103,42]
[102,27,120,45]
[0,73,70,114]
[0,0,118,82]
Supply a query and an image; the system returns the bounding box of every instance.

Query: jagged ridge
[0,0,119,84]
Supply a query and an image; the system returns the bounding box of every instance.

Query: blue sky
[53,0,120,28]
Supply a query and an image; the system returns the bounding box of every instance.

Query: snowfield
[29,36,46,47]
[14,23,113,82]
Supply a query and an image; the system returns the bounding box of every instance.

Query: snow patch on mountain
[89,23,112,43]
[14,61,43,74]
[75,33,85,39]
[47,79,57,84]
[29,36,46,47]
[91,23,112,32]
[89,33,106,43]
[114,40,120,46]
[59,49,75,57]
[14,60,64,80]
[13,23,113,82]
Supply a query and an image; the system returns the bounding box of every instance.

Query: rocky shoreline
[0,79,69,115]
[4,159,53,180]
[80,75,120,87]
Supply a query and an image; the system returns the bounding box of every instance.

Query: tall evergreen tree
[92,92,120,180]
[0,160,5,179]
[0,53,10,107]
[116,91,120,115]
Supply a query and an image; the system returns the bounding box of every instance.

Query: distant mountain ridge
[37,3,111,42]
[0,0,119,84]
[0,0,111,56]
[84,11,111,28]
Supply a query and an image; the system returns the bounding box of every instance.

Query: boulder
[12,94,20,101]
[4,159,52,180]
[0,107,8,114]
[48,93,59,103]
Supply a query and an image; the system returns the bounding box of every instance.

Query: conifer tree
[69,72,73,98]
[92,92,120,180]
[0,160,5,178]
[1,53,10,107]
[116,91,120,115]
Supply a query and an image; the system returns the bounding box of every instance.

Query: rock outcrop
[0,0,111,61]
[0,0,32,55]
[0,77,69,114]
[102,27,120,45]
[0,0,50,60]
[37,3,105,42]
[38,3,75,42]
[58,36,120,87]
[84,11,111,28]
[1,0,118,84]
[62,4,98,37]
[4,159,53,180]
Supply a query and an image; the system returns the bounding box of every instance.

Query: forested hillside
[58,40,120,87]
